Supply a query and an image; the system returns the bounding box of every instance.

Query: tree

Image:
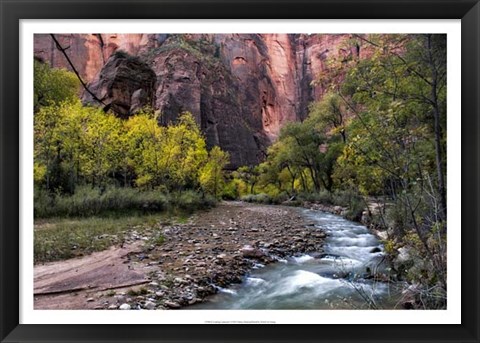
[336,34,447,291]
[345,34,446,218]
[34,60,79,112]
[308,92,348,143]
[123,111,211,191]
[235,165,261,195]
[123,112,167,189]
[163,112,208,190]
[79,108,123,188]
[199,146,230,198]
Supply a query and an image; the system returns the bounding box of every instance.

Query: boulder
[82,51,156,119]
[143,301,156,310]
[239,245,266,259]
[164,300,181,309]
[119,303,131,310]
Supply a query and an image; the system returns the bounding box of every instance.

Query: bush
[386,199,409,236]
[170,190,216,213]
[271,192,290,204]
[221,180,239,200]
[298,191,333,204]
[34,186,216,218]
[240,193,272,204]
[331,190,365,221]
[344,196,365,222]
[332,190,357,207]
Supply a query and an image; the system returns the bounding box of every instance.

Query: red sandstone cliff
[34,33,362,167]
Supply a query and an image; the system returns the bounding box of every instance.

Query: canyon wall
[34,33,363,167]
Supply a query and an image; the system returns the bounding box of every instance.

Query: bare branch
[50,34,115,114]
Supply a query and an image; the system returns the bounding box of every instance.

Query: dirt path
[34,201,326,310]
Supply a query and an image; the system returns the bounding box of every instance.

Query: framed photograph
[1,0,479,342]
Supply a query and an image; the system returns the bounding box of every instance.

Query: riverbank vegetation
[34,214,167,263]
[231,34,447,308]
[34,60,228,263]
[34,60,229,219]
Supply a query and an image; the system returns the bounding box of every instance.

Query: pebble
[119,303,131,310]
[92,203,328,311]
[144,301,156,310]
[115,295,127,304]
[164,301,181,309]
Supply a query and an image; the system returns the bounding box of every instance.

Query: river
[192,209,403,309]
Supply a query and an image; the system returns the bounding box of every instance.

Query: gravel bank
[34,201,326,310]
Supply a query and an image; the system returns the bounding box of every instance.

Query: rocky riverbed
[34,201,326,310]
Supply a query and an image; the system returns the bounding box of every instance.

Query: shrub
[298,191,333,204]
[386,199,408,236]
[241,193,272,204]
[271,192,289,204]
[170,190,216,213]
[332,190,357,207]
[34,186,216,218]
[221,180,239,200]
[346,200,363,222]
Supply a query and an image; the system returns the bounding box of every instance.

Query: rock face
[83,51,156,118]
[34,33,364,168]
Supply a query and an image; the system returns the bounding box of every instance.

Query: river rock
[68,202,327,311]
[143,301,156,310]
[375,230,389,241]
[164,301,181,309]
[119,303,131,310]
[239,245,265,258]
[396,247,411,263]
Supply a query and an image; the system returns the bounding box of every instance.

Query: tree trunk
[426,34,447,220]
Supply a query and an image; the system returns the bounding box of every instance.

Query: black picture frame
[1,0,479,342]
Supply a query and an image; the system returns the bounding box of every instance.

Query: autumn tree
[34,60,79,112]
[199,146,230,198]
[337,34,447,291]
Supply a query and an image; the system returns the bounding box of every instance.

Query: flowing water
[192,209,402,309]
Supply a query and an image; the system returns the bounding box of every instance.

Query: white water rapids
[192,209,402,309]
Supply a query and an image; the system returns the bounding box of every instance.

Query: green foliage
[241,193,272,204]
[35,101,124,192]
[34,185,215,218]
[234,165,261,195]
[123,111,212,191]
[34,60,79,112]
[297,191,333,205]
[34,58,231,198]
[199,146,230,198]
[245,90,347,198]
[33,91,230,206]
[332,34,447,297]
[35,186,162,218]
[220,179,239,200]
[169,190,216,213]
